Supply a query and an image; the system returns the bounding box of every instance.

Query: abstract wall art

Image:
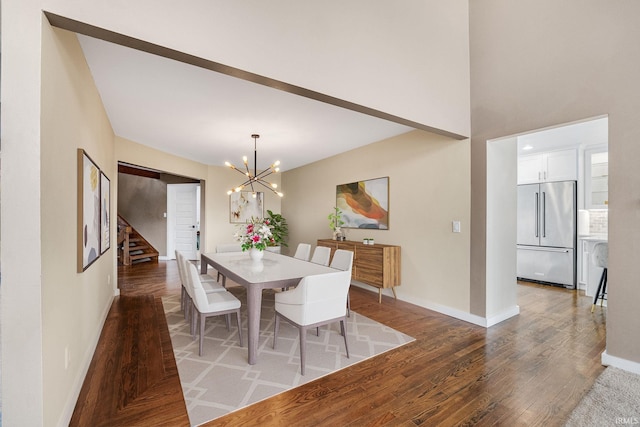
[230,191,264,223]
[78,149,101,272]
[100,171,111,254]
[336,177,389,229]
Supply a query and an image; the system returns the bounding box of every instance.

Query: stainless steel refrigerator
[517,180,576,288]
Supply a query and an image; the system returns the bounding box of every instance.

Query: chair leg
[347,292,351,318]
[225,313,231,331]
[299,326,307,375]
[273,315,280,349]
[199,312,205,356]
[600,269,608,307]
[340,319,350,358]
[235,310,243,347]
[591,268,607,312]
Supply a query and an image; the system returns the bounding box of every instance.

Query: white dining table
[200,250,338,365]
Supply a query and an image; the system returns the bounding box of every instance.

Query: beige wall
[470,1,640,366]
[41,26,116,425]
[282,130,471,314]
[117,173,169,254]
[114,137,283,255]
[43,0,471,138]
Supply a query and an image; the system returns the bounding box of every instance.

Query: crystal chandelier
[225,134,284,197]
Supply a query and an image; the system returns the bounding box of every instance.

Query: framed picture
[77,149,101,272]
[100,172,111,254]
[336,176,389,229]
[230,191,264,223]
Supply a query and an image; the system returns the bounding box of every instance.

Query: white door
[167,184,199,260]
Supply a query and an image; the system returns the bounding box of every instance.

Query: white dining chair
[273,270,352,375]
[330,249,354,316]
[176,251,226,323]
[187,263,243,356]
[310,246,331,266]
[293,243,311,261]
[215,243,243,286]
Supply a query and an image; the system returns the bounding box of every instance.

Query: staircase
[118,215,159,265]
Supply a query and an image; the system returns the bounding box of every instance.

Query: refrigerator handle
[542,191,546,238]
[535,192,539,237]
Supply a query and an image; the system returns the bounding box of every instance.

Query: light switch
[452,221,461,233]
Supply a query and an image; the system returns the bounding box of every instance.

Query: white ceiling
[77,35,414,172]
[517,117,608,154]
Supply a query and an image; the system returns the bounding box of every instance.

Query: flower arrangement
[234,217,274,251]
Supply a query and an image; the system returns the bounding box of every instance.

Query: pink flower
[247,224,254,233]
[251,234,261,243]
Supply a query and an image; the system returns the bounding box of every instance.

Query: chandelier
[225,134,284,197]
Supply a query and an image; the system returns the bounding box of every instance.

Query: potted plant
[328,206,345,240]
[266,209,289,249]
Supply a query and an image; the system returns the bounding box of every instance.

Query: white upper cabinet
[584,147,608,209]
[517,148,578,184]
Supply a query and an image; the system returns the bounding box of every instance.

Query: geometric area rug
[162,287,414,426]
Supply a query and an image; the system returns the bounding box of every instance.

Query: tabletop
[201,251,337,285]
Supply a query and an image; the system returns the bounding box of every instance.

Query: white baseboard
[159,255,170,261]
[350,281,518,328]
[59,294,115,427]
[601,350,640,375]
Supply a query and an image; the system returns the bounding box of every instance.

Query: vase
[249,248,264,262]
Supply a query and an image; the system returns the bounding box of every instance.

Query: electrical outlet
[452,221,461,233]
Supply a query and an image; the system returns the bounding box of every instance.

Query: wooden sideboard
[317,239,401,303]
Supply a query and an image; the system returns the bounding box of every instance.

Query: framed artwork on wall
[77,149,101,272]
[336,176,389,229]
[230,191,264,223]
[100,172,111,254]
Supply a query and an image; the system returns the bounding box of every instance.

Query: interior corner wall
[43,0,470,137]
[281,130,471,316]
[0,12,117,425]
[469,1,640,364]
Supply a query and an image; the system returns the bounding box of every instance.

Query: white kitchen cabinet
[517,148,577,184]
[584,147,608,209]
[578,238,589,289]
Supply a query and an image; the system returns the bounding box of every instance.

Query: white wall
[486,137,518,323]
[1,2,46,425]
[282,130,472,317]
[42,0,471,138]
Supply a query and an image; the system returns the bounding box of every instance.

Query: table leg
[245,286,263,365]
[200,257,208,274]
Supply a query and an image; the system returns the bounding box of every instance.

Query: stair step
[130,252,159,261]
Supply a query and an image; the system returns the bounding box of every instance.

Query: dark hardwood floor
[71,261,606,426]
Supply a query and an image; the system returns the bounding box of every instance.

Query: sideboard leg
[378,288,382,304]
[391,286,397,300]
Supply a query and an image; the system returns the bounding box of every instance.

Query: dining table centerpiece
[234,217,275,262]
